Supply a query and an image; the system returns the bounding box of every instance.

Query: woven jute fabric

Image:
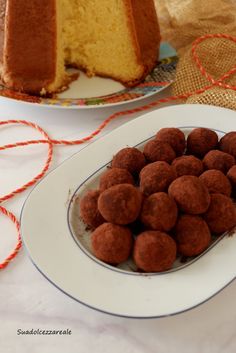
[155,0,236,110]
[172,37,236,96]
[186,88,236,110]
[155,0,236,51]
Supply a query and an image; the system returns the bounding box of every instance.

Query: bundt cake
[0,0,161,95]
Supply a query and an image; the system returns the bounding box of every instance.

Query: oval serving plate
[21,104,236,318]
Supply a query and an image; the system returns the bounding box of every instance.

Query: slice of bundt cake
[0,0,161,95]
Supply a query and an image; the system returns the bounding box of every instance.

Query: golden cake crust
[0,0,58,94]
[123,0,161,86]
[130,0,161,74]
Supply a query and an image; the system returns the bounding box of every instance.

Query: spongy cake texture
[0,0,161,94]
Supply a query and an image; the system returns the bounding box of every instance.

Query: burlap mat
[154,0,236,110]
[186,87,236,110]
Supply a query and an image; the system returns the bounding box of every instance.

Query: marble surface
[0,90,236,353]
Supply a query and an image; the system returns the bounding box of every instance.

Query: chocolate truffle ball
[80,190,104,229]
[111,147,146,175]
[187,127,218,157]
[171,155,203,177]
[140,161,177,196]
[140,192,178,231]
[219,131,236,158]
[143,139,176,164]
[227,165,236,196]
[168,175,210,214]
[133,231,177,272]
[204,193,236,234]
[175,215,211,257]
[199,170,232,196]
[203,150,235,174]
[99,167,134,192]
[98,184,142,225]
[156,128,186,156]
[91,223,133,264]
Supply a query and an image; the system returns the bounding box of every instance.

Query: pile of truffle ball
[79,128,236,273]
